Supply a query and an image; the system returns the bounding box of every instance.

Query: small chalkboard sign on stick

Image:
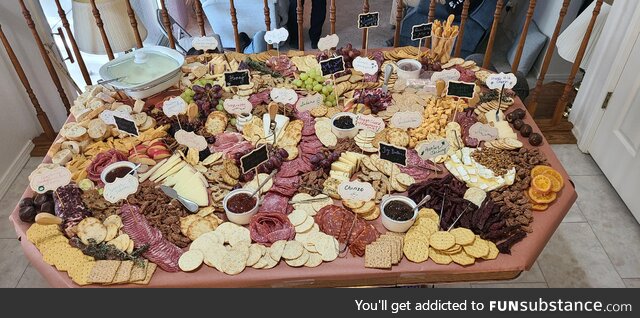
[411,23,432,41]
[320,56,346,77]
[224,70,251,87]
[114,115,139,136]
[358,12,380,29]
[446,81,476,99]
[378,142,407,167]
[240,145,270,175]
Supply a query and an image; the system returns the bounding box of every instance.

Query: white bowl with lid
[99,46,185,99]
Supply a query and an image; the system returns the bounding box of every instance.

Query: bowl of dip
[380,195,417,232]
[331,112,358,138]
[396,59,422,80]
[223,189,260,225]
[100,161,137,185]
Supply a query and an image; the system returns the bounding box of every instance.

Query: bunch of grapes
[355,89,392,114]
[336,43,361,69]
[236,146,289,181]
[192,83,224,117]
[308,150,340,171]
[292,69,337,107]
[420,57,442,73]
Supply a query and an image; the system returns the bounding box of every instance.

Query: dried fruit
[543,169,564,192]
[531,165,553,177]
[531,175,552,194]
[527,188,557,204]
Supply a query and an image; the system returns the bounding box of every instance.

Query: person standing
[287,0,327,49]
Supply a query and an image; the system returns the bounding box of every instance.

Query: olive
[505,112,516,123]
[520,124,533,137]
[33,193,49,208]
[19,197,34,208]
[512,109,526,119]
[40,201,55,214]
[19,205,37,223]
[513,119,524,130]
[529,133,543,146]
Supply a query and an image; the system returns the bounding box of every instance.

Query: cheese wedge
[262,114,290,144]
[138,158,168,182]
[154,160,187,183]
[162,164,196,187]
[173,172,208,206]
[149,154,181,182]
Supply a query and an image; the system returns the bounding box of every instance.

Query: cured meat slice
[86,149,127,184]
[258,193,291,214]
[315,205,380,256]
[270,175,300,197]
[249,212,296,244]
[350,224,379,257]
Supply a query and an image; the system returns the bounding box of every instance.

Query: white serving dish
[380,195,417,233]
[100,161,137,185]
[396,59,422,80]
[99,46,185,99]
[223,189,260,225]
[331,112,358,138]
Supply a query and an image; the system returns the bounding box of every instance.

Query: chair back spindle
[229,0,241,52]
[483,0,504,68]
[527,0,571,116]
[195,0,206,36]
[428,0,437,23]
[263,0,272,50]
[0,24,56,140]
[330,0,337,35]
[393,1,403,48]
[297,0,304,51]
[552,0,603,124]
[159,0,175,49]
[511,0,537,73]
[124,0,143,49]
[361,0,369,51]
[88,0,114,60]
[19,0,71,113]
[54,0,91,86]
[454,0,471,58]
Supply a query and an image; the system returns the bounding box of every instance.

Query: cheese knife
[160,185,199,213]
[382,64,393,93]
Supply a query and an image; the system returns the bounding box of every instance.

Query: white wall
[0,0,73,196]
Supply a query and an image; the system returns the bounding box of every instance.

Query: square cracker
[133,262,157,285]
[87,260,121,284]
[129,261,148,282]
[379,235,401,265]
[111,260,134,284]
[365,242,392,269]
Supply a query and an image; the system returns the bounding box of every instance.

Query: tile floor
[1,145,639,288]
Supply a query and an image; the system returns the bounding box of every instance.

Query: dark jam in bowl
[399,63,419,72]
[105,167,133,183]
[384,200,414,221]
[227,193,257,214]
[333,115,355,129]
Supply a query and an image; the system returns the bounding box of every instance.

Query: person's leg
[309,0,326,49]
[288,0,306,48]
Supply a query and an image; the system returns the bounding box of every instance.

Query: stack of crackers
[87,260,156,285]
[365,233,404,269]
[342,200,381,221]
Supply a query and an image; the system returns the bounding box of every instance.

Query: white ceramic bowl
[331,112,358,138]
[100,161,138,185]
[396,59,422,80]
[380,195,418,233]
[223,189,260,225]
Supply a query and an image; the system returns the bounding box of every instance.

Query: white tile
[623,279,640,288]
[573,175,640,278]
[16,265,50,288]
[474,262,546,285]
[471,282,548,288]
[551,144,602,176]
[538,223,625,287]
[562,203,586,223]
[0,238,29,287]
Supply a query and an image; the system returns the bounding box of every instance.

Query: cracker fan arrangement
[15,18,569,286]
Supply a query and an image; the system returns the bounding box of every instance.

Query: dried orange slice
[531,165,553,177]
[531,175,552,194]
[543,169,564,192]
[531,203,549,211]
[528,188,557,204]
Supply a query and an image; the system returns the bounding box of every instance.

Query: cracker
[180,215,201,236]
[429,231,456,250]
[379,235,401,264]
[187,218,215,241]
[316,235,339,262]
[203,243,227,270]
[415,218,439,236]
[311,195,333,212]
[304,251,324,268]
[417,208,440,224]
[284,249,310,267]
[179,250,204,272]
[352,201,375,214]
[287,209,308,226]
[282,240,305,260]
[342,200,365,209]
[227,226,251,247]
[129,261,148,282]
[482,241,499,260]
[365,242,392,269]
[132,262,157,285]
[450,250,475,266]
[361,206,381,221]
[428,247,453,265]
[269,240,287,261]
[87,260,121,284]
[220,249,247,275]
[77,217,107,245]
[403,239,429,263]
[70,261,95,286]
[111,260,133,284]
[246,244,264,267]
[295,216,314,233]
[463,236,490,258]
[450,227,475,246]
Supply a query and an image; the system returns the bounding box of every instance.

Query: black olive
[19,197,34,208]
[513,119,524,130]
[33,193,49,208]
[19,205,37,223]
[40,201,55,214]
[513,109,526,120]
[505,112,516,123]
[529,133,543,146]
[520,124,533,137]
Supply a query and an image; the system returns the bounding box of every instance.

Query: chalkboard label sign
[446,80,476,99]
[411,23,433,41]
[224,70,251,87]
[358,12,380,29]
[240,145,270,174]
[114,115,139,136]
[320,56,346,77]
[378,142,407,167]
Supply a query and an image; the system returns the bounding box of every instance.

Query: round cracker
[269,240,287,261]
[227,226,251,247]
[450,227,475,246]
[295,216,315,233]
[282,240,304,260]
[78,220,107,245]
[429,231,456,250]
[284,249,310,267]
[180,215,201,237]
[287,209,308,226]
[403,239,429,263]
[179,250,204,272]
[246,244,264,267]
[220,250,247,275]
[311,195,333,212]
[304,251,323,267]
[316,235,338,262]
[203,243,227,270]
[342,199,365,210]
[263,253,279,269]
[103,215,122,229]
[450,250,476,266]
[190,235,217,253]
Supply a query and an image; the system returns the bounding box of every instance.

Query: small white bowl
[100,161,137,185]
[223,189,260,225]
[380,195,418,233]
[331,112,358,139]
[396,59,422,80]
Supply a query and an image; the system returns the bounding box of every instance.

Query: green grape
[307,69,316,77]
[325,101,332,107]
[313,84,323,92]
[230,118,237,126]
[300,73,309,81]
[304,78,314,85]
[331,100,337,107]
[321,86,329,95]
[293,79,303,87]
[326,85,333,93]
[326,94,335,102]
[314,75,324,83]
[216,104,224,111]
[306,84,314,90]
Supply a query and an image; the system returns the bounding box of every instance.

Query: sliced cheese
[174,172,208,206]
[162,164,196,187]
[154,160,187,183]
[149,154,181,182]
[138,158,168,182]
[331,161,354,175]
[262,114,290,144]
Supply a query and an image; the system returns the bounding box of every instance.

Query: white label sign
[163,96,188,117]
[431,69,461,83]
[223,98,253,115]
[317,34,340,52]
[175,129,208,151]
[264,28,289,45]
[352,56,379,75]
[355,114,385,133]
[192,36,219,51]
[99,110,132,125]
[296,94,324,112]
[270,88,298,105]
[486,72,517,90]
[103,174,139,204]
[390,111,423,129]
[469,122,499,141]
[29,166,72,194]
[338,181,375,201]
[417,139,450,160]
